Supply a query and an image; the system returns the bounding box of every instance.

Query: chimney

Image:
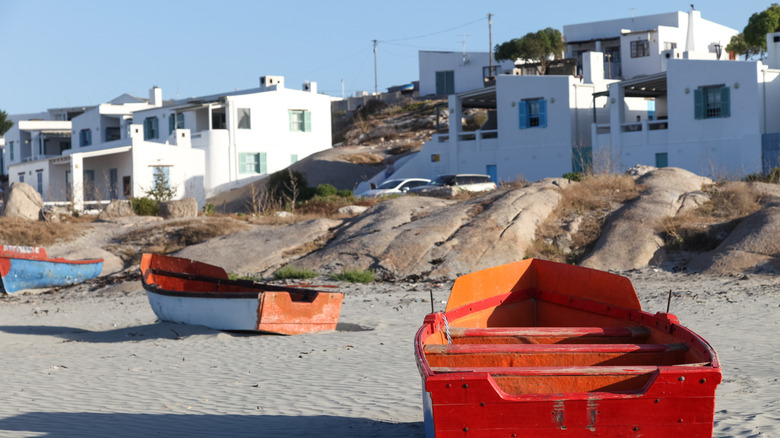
[302,81,317,93]
[260,75,284,91]
[150,86,162,107]
[582,51,604,84]
[685,8,701,53]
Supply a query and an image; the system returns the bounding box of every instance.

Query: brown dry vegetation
[527,174,643,263]
[659,182,764,252]
[112,217,250,265]
[0,217,95,247]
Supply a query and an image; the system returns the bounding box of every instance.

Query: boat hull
[0,246,103,294]
[415,259,721,437]
[141,253,343,335]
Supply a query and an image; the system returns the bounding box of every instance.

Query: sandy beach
[0,269,778,437]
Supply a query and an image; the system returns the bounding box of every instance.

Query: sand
[0,269,777,437]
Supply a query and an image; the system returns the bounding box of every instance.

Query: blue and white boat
[0,245,103,294]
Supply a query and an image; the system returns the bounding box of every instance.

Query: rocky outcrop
[289,180,565,280]
[580,168,712,272]
[101,200,134,218]
[160,198,198,219]
[2,182,44,220]
[686,198,780,274]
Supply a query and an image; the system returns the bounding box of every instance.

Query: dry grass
[340,152,385,166]
[658,182,762,251]
[527,174,642,264]
[0,217,95,247]
[114,217,251,264]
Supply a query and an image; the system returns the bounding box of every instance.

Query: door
[486,165,497,184]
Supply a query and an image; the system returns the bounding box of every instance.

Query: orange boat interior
[420,259,718,395]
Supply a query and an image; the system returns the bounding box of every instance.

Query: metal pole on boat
[430,289,435,313]
[667,289,672,313]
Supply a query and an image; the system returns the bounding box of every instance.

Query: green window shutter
[304,111,312,132]
[694,88,704,119]
[720,86,730,118]
[288,110,295,131]
[538,99,548,128]
[518,102,528,129]
[259,153,267,173]
[239,153,247,174]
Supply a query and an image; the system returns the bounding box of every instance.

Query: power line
[381,17,485,43]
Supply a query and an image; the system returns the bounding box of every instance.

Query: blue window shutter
[694,88,704,119]
[259,153,267,173]
[539,99,548,128]
[304,111,312,132]
[169,115,175,134]
[720,87,730,118]
[239,153,247,174]
[152,117,159,138]
[518,101,528,129]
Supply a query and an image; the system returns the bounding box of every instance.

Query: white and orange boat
[140,253,343,335]
[415,259,722,437]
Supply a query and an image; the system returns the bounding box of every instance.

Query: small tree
[494,28,564,75]
[743,3,780,54]
[146,166,176,202]
[0,109,12,135]
[725,33,758,60]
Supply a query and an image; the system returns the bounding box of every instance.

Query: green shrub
[273,265,318,280]
[331,269,375,283]
[131,197,159,216]
[562,172,584,182]
[202,203,215,216]
[228,273,260,281]
[315,184,338,197]
[337,189,353,198]
[267,169,308,204]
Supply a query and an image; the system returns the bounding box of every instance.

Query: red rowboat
[414,259,721,437]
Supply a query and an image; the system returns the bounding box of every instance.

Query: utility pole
[373,39,378,95]
[488,13,494,77]
[341,79,344,99]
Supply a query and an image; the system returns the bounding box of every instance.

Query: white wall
[418,51,514,96]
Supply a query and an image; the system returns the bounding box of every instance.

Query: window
[237,108,251,129]
[123,176,132,197]
[18,173,24,183]
[630,40,650,58]
[9,141,14,160]
[168,114,176,135]
[105,127,120,142]
[289,110,311,132]
[212,112,226,129]
[79,129,92,147]
[36,171,43,195]
[290,154,298,164]
[176,113,185,129]
[143,117,159,140]
[110,168,118,199]
[239,152,267,174]
[663,42,677,51]
[694,85,730,119]
[518,99,547,129]
[435,70,455,95]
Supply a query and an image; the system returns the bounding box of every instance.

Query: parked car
[408,174,497,194]
[358,178,431,198]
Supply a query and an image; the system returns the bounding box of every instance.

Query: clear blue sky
[0,0,773,114]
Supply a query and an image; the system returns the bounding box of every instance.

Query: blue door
[486,165,497,184]
[655,153,668,168]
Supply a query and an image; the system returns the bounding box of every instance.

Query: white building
[418,50,515,96]
[4,75,332,211]
[594,31,780,178]
[564,9,737,80]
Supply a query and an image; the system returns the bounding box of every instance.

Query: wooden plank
[448,326,650,344]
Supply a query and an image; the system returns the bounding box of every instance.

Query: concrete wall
[418,51,514,96]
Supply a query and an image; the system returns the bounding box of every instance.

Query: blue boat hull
[0,258,103,294]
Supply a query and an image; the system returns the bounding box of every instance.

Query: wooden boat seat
[428,365,660,394]
[447,326,651,344]
[424,342,689,367]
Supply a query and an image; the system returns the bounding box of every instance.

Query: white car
[359,178,431,198]
[408,174,497,194]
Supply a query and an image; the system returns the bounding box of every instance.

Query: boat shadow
[0,412,424,438]
[0,321,374,343]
